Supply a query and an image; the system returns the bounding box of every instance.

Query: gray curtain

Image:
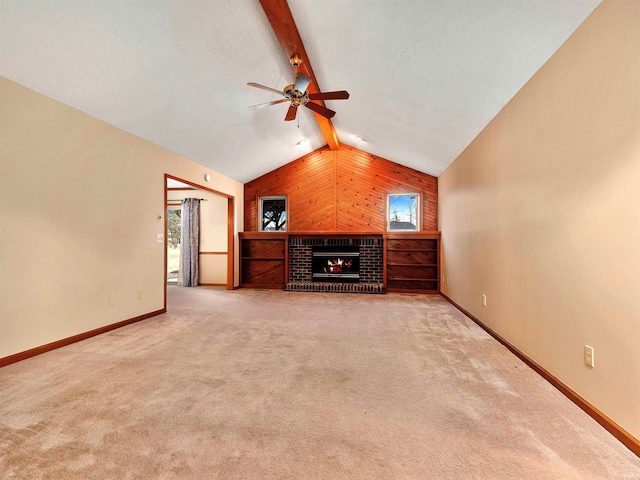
[181,198,200,287]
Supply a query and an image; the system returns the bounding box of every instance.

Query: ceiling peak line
[258,0,340,150]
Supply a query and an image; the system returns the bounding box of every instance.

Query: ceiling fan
[247,56,349,122]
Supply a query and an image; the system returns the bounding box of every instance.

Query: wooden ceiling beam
[258,0,340,150]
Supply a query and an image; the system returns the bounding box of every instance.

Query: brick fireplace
[286,236,384,293]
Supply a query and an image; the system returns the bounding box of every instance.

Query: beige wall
[0,78,244,359]
[439,0,640,440]
[167,189,229,285]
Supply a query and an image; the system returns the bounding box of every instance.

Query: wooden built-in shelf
[384,233,440,294]
[387,263,438,267]
[388,277,437,281]
[239,233,287,289]
[242,257,284,261]
[387,249,438,252]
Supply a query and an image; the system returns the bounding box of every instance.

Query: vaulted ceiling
[0,0,601,183]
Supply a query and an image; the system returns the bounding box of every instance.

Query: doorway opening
[164,175,235,309]
[166,207,182,284]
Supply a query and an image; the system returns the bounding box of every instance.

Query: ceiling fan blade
[293,73,311,93]
[285,105,298,121]
[247,82,285,96]
[247,99,288,110]
[308,90,350,101]
[304,101,336,119]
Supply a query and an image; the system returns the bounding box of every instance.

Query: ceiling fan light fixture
[355,136,366,143]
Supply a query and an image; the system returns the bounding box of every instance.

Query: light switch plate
[584,345,594,368]
[157,234,164,243]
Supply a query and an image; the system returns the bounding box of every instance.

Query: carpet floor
[1,287,639,479]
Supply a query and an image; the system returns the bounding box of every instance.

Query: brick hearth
[286,236,384,294]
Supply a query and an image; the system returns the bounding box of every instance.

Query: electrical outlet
[137,290,143,300]
[482,293,487,307]
[109,295,115,306]
[584,345,595,367]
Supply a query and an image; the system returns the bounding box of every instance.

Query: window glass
[260,197,287,231]
[387,194,419,231]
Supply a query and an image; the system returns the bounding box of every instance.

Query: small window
[387,194,420,231]
[260,196,287,231]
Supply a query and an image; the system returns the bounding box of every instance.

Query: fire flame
[324,258,353,273]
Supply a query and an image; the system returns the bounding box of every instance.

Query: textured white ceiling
[0,0,600,182]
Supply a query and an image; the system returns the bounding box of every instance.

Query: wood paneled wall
[244,146,438,232]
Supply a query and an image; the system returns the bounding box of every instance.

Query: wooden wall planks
[244,146,438,232]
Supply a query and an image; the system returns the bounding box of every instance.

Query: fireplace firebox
[311,246,360,283]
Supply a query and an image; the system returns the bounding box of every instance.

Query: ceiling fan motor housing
[284,85,309,106]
